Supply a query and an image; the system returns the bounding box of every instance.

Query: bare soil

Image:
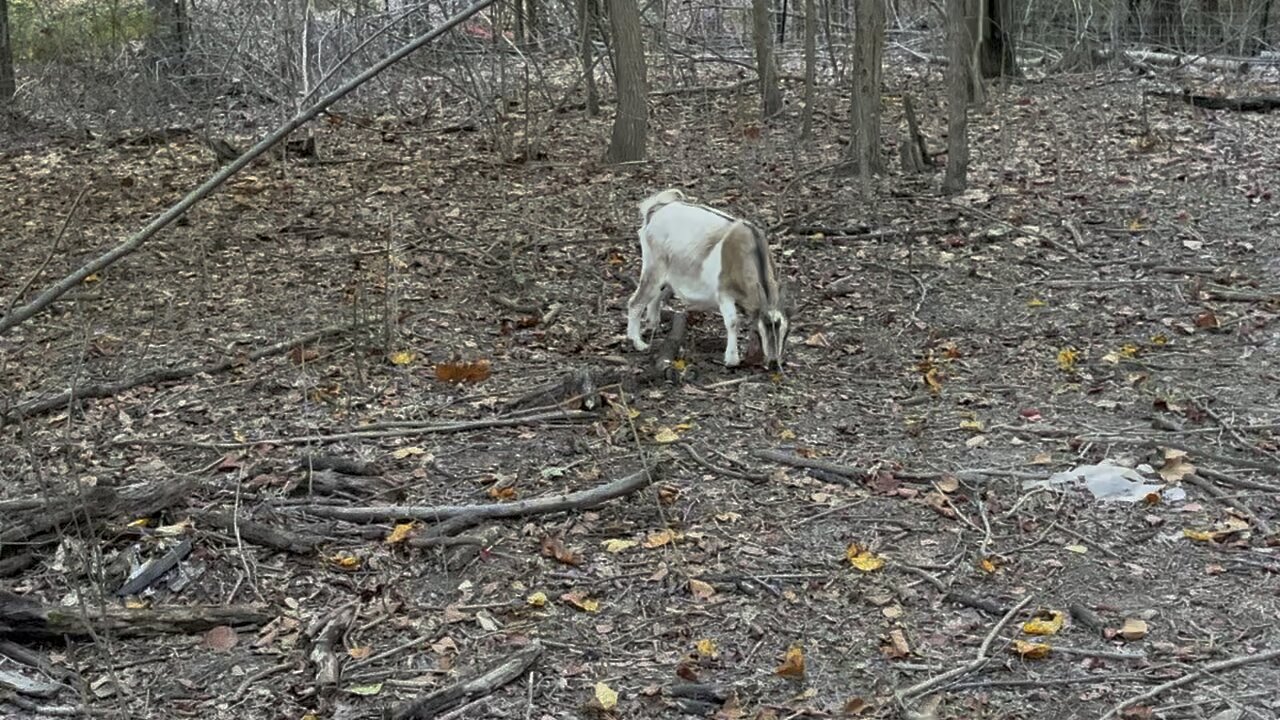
[2,61,1280,720]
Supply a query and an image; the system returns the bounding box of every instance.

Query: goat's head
[755,302,790,371]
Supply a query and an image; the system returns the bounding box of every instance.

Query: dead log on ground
[0,477,194,546]
[298,460,664,526]
[191,510,326,555]
[1148,90,1280,112]
[0,590,272,641]
[388,641,542,720]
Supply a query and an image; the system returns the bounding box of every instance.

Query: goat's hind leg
[627,268,663,352]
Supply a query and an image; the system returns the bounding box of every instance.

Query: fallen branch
[191,510,326,555]
[1099,647,1280,720]
[0,0,497,336]
[0,478,194,546]
[896,595,1033,704]
[754,449,866,481]
[115,409,598,449]
[3,325,349,424]
[298,460,664,524]
[0,591,272,640]
[388,640,542,720]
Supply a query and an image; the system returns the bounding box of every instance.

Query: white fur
[626,190,786,368]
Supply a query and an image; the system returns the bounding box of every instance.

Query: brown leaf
[774,645,805,678]
[434,359,492,383]
[880,629,910,659]
[867,470,900,494]
[540,536,583,566]
[1193,310,1219,329]
[689,578,717,600]
[204,625,239,652]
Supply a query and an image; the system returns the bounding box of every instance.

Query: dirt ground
[2,57,1280,720]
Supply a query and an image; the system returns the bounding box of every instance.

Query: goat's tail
[638,188,686,225]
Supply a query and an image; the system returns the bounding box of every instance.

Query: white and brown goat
[626,189,790,369]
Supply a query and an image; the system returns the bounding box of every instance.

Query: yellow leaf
[779,428,796,440]
[388,350,416,365]
[126,517,152,528]
[392,446,427,459]
[671,358,689,371]
[1057,347,1079,371]
[979,557,999,574]
[1119,343,1139,358]
[527,591,548,607]
[1022,610,1065,636]
[775,645,805,678]
[330,552,361,569]
[1063,544,1089,554]
[1027,297,1046,307]
[653,426,680,443]
[348,646,372,659]
[643,529,680,548]
[83,273,101,284]
[1183,528,1215,542]
[923,367,943,393]
[347,682,384,696]
[385,522,416,544]
[1120,618,1148,640]
[1151,333,1169,346]
[560,591,600,613]
[689,578,716,600]
[846,544,886,572]
[695,638,718,657]
[1011,640,1051,659]
[594,681,618,710]
[959,419,984,431]
[602,538,638,553]
[488,484,517,501]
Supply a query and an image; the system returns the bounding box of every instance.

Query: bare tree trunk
[605,0,647,162]
[752,0,783,118]
[579,0,599,115]
[0,0,14,107]
[1151,0,1183,49]
[514,0,525,46]
[776,0,789,45]
[801,0,816,138]
[844,0,885,176]
[1249,0,1274,55]
[147,0,188,74]
[943,0,974,194]
[1126,0,1144,40]
[978,0,1018,77]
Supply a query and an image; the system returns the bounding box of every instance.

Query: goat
[626,189,790,370]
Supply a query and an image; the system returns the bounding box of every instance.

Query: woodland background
[1,0,1279,719]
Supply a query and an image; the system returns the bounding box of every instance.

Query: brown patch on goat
[718,222,772,314]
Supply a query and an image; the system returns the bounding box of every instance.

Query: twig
[678,443,768,482]
[897,595,1034,703]
[754,449,866,480]
[388,641,543,720]
[1182,474,1273,536]
[298,460,663,524]
[1099,647,1280,720]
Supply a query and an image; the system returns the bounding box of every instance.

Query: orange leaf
[774,645,805,678]
[434,359,492,383]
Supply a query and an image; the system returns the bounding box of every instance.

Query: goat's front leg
[719,298,740,367]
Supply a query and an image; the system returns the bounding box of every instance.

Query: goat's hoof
[723,355,741,368]
[631,339,650,352]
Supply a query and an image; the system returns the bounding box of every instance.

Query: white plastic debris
[1025,462,1174,503]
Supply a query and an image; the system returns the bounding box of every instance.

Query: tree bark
[801,0,816,138]
[147,0,188,73]
[0,0,16,105]
[1151,0,1184,49]
[579,0,599,115]
[752,0,783,118]
[1249,0,1274,55]
[845,0,885,176]
[943,0,974,194]
[978,0,1018,77]
[605,0,647,162]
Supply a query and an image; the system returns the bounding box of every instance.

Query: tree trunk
[845,0,885,176]
[1249,0,1273,55]
[147,0,188,73]
[1126,0,1144,41]
[776,0,789,45]
[579,0,599,115]
[943,0,974,194]
[0,0,14,106]
[514,0,525,46]
[801,0,816,138]
[752,0,783,118]
[605,0,647,162]
[978,0,1018,77]
[1151,0,1183,49]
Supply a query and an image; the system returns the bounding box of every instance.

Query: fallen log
[1148,90,1280,113]
[0,590,272,640]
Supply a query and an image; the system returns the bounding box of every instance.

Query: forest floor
[2,54,1280,720]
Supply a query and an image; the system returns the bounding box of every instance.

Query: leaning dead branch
[298,460,664,525]
[1099,647,1280,720]
[0,590,272,640]
[389,641,542,720]
[0,0,497,336]
[3,324,350,424]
